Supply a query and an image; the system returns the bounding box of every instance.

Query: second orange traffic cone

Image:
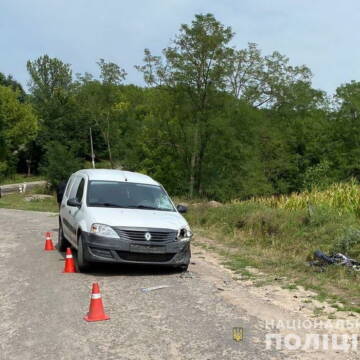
[63,248,76,273]
[44,232,55,251]
[84,283,110,322]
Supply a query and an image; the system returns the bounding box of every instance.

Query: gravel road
[0,208,356,360]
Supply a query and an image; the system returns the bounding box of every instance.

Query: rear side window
[75,179,85,202]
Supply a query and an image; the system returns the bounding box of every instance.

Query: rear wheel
[77,233,91,272]
[57,220,70,252]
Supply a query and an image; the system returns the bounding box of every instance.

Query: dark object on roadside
[56,180,67,204]
[179,271,194,279]
[314,250,336,264]
[309,250,360,271]
[176,204,188,213]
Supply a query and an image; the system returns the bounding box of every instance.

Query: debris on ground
[179,271,194,279]
[190,200,223,208]
[309,250,360,271]
[208,200,223,208]
[140,285,171,293]
[25,194,53,201]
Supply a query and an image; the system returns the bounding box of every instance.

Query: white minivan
[58,169,192,272]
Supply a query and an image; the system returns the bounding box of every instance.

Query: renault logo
[144,232,152,241]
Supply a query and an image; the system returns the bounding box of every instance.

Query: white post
[90,127,95,169]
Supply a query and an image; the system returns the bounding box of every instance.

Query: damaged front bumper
[80,230,191,266]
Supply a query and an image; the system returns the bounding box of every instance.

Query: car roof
[73,169,159,186]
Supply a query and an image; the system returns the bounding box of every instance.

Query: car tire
[57,220,70,252]
[77,234,91,273]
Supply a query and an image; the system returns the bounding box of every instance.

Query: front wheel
[77,234,91,272]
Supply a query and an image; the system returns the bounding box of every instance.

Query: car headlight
[177,227,193,241]
[90,223,119,238]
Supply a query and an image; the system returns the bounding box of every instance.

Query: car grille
[117,251,175,262]
[114,228,177,242]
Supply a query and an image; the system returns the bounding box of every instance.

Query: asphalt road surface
[0,208,341,360]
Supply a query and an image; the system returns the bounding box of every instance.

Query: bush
[302,160,333,190]
[333,228,360,258]
[40,142,83,188]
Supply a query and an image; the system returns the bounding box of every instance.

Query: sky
[1,0,360,95]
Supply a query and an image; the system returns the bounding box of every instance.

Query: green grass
[185,192,360,313]
[0,192,58,212]
[245,179,360,216]
[0,174,45,185]
[282,283,298,290]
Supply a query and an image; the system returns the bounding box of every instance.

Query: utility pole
[89,127,95,169]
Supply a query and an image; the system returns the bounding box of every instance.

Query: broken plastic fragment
[140,285,171,293]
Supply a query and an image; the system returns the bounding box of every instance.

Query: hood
[85,207,189,230]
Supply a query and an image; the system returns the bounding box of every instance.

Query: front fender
[76,219,89,248]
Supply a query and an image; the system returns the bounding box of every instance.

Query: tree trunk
[107,138,113,169]
[106,113,114,169]
[189,124,199,197]
[26,160,31,177]
[195,137,207,195]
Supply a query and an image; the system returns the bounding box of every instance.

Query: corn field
[241,179,360,215]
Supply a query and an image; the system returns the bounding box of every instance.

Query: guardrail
[0,181,48,198]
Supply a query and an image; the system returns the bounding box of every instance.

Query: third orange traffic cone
[63,248,76,273]
[84,283,110,322]
[44,232,55,251]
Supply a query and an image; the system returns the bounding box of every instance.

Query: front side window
[69,177,82,199]
[75,179,85,202]
[87,181,175,212]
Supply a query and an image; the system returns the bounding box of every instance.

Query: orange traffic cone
[63,248,76,273]
[44,232,55,251]
[84,283,110,322]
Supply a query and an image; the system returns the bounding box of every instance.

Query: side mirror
[176,204,188,214]
[67,198,81,208]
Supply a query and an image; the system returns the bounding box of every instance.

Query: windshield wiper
[90,202,124,207]
[90,203,172,211]
[134,205,158,210]
[132,205,173,211]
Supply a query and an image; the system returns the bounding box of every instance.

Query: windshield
[87,181,175,211]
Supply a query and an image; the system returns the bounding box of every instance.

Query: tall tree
[26,55,75,142]
[226,44,312,108]
[0,85,38,177]
[137,13,233,196]
[0,72,26,101]
[329,81,360,180]
[76,59,127,167]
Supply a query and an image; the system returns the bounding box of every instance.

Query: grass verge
[186,200,360,313]
[0,192,58,212]
[0,174,45,185]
